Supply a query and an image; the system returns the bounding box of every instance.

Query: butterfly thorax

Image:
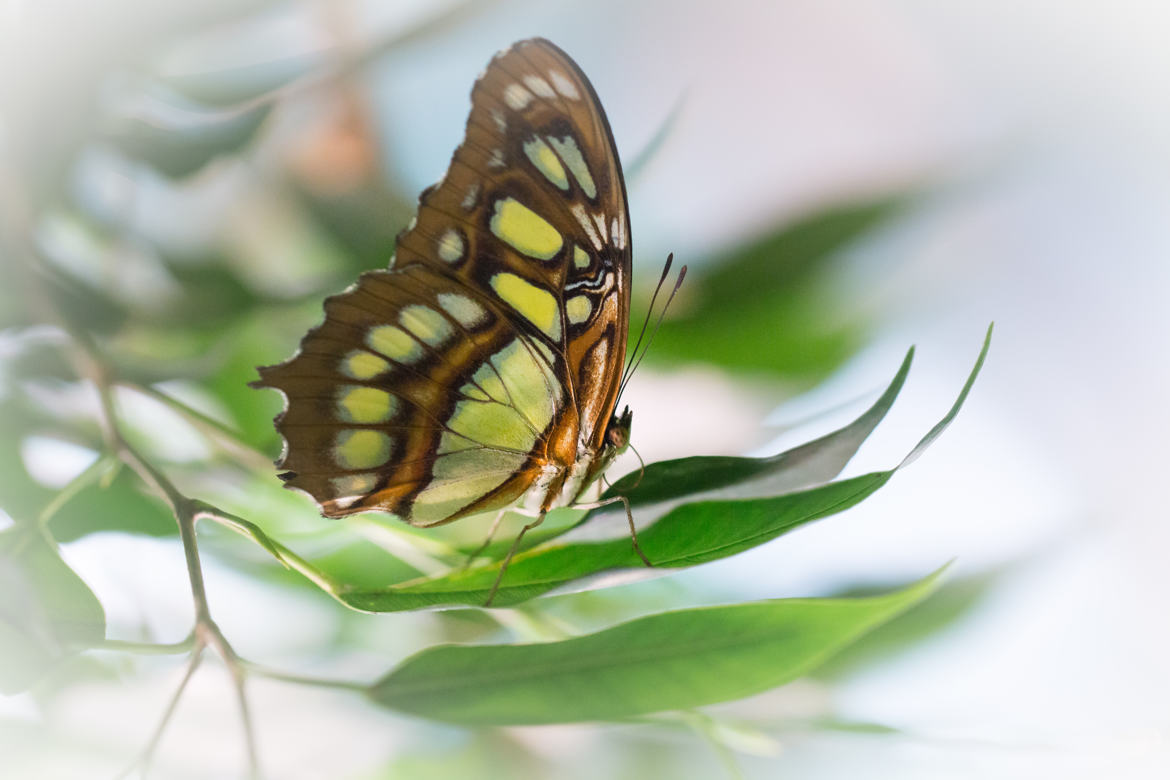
[526,406,631,513]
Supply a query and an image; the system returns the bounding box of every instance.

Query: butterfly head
[584,405,631,486]
[605,405,633,453]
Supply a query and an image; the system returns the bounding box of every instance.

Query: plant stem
[61,327,263,779]
[194,503,349,600]
[240,660,368,693]
[113,648,205,780]
[92,636,196,655]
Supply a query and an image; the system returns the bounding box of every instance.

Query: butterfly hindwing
[256,38,631,525]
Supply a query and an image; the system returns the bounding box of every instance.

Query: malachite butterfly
[255,38,678,598]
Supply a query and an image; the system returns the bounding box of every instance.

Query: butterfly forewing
[257,39,631,525]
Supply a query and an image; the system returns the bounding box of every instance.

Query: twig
[92,636,196,656]
[113,648,205,780]
[59,328,263,779]
[192,502,349,600]
[239,660,367,693]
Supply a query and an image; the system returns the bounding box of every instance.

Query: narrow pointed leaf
[367,567,946,724]
[603,346,914,507]
[342,470,892,612]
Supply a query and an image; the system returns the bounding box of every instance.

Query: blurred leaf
[47,466,175,541]
[292,179,410,275]
[3,262,129,334]
[625,92,686,184]
[812,564,1007,679]
[0,526,106,694]
[367,566,945,725]
[145,259,266,329]
[0,398,57,522]
[604,346,914,507]
[103,86,271,179]
[645,194,912,381]
[161,53,316,108]
[195,313,290,452]
[329,326,989,611]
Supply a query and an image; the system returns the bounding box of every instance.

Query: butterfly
[255,38,680,599]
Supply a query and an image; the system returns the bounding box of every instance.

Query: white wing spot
[504,83,534,111]
[437,229,465,263]
[611,215,627,249]
[491,108,506,133]
[547,135,597,199]
[462,182,480,211]
[437,292,488,328]
[549,69,580,100]
[331,474,378,508]
[571,204,602,250]
[592,213,608,242]
[524,74,556,98]
[488,148,505,169]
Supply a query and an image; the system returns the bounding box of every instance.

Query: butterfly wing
[255,38,631,525]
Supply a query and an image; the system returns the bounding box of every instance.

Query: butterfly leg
[462,507,508,570]
[619,494,653,568]
[484,511,546,607]
[572,495,653,568]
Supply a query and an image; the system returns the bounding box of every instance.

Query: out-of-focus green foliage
[0,526,106,693]
[639,195,912,382]
[102,88,272,179]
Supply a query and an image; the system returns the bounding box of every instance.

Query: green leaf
[813,563,1008,679]
[47,466,176,541]
[0,527,107,693]
[642,194,913,381]
[343,471,894,612]
[367,566,946,725]
[604,346,914,507]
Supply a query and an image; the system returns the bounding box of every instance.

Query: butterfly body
[256,39,635,529]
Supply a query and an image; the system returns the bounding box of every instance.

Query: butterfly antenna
[621,253,674,389]
[618,262,687,399]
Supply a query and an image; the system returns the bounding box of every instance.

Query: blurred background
[2,0,1168,777]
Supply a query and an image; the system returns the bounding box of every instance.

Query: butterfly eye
[606,407,632,449]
